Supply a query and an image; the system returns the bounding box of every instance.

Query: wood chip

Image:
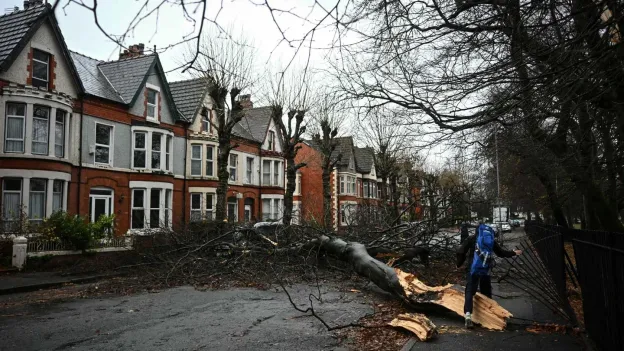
[389,313,438,341]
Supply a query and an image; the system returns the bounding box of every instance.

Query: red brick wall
[294,143,325,225]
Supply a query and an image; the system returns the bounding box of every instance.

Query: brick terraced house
[0,2,284,235]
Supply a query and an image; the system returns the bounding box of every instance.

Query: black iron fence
[525,222,624,351]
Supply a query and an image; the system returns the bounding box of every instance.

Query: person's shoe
[465,312,474,329]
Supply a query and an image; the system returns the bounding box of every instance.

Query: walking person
[456,222,522,328]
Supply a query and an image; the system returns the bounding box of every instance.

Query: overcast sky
[5,0,338,81]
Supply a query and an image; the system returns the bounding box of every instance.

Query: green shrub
[41,212,115,252]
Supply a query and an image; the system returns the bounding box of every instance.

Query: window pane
[150,210,160,228]
[33,106,49,118]
[53,180,63,192]
[152,133,161,151]
[191,193,201,209]
[33,61,48,81]
[147,89,157,104]
[30,179,46,191]
[6,103,25,116]
[33,50,49,63]
[206,194,213,210]
[132,210,145,229]
[55,120,64,157]
[134,133,145,148]
[151,151,161,169]
[147,105,155,118]
[95,146,109,163]
[134,150,146,168]
[262,199,271,220]
[191,160,201,176]
[166,136,171,152]
[133,189,144,207]
[3,193,21,219]
[90,189,112,196]
[6,117,24,139]
[191,145,201,159]
[96,124,111,145]
[4,179,22,191]
[32,118,49,154]
[150,189,161,208]
[206,146,213,160]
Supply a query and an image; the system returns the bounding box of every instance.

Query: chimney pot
[23,0,30,9]
[119,43,147,59]
[239,94,253,109]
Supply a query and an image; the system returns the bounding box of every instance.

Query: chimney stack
[119,43,146,60]
[239,94,253,109]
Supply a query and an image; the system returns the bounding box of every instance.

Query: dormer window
[32,49,50,90]
[268,131,275,151]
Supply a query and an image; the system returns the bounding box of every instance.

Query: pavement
[0,271,115,295]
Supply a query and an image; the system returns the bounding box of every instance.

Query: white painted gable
[0,20,78,97]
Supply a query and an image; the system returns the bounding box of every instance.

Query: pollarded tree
[188,30,256,224]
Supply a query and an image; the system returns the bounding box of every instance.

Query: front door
[244,205,251,222]
[89,189,113,222]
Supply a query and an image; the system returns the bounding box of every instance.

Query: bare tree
[264,69,312,225]
[309,92,346,231]
[188,30,256,224]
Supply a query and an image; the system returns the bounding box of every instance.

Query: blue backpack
[470,224,496,276]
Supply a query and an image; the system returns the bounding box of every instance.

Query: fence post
[12,236,28,270]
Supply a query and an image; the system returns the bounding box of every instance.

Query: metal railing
[27,236,131,253]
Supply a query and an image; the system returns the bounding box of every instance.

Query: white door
[89,189,113,222]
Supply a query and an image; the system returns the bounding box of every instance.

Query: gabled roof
[237,107,273,143]
[305,136,355,171]
[70,51,123,103]
[0,4,83,91]
[169,78,208,122]
[354,147,375,173]
[98,54,156,104]
[0,5,48,71]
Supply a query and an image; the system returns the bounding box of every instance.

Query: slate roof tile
[0,5,48,70]
[169,78,208,121]
[70,51,123,103]
[354,147,375,173]
[98,54,155,103]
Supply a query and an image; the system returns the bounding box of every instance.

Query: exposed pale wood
[395,268,513,331]
[389,313,438,341]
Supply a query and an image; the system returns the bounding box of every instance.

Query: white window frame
[165,136,172,172]
[129,181,173,231]
[2,178,22,229]
[28,178,47,225]
[229,154,238,182]
[294,172,301,195]
[31,105,50,155]
[54,110,66,158]
[52,179,64,213]
[206,145,214,177]
[94,122,114,166]
[132,131,147,169]
[131,189,146,229]
[190,193,202,221]
[145,84,160,122]
[273,160,280,186]
[201,107,210,132]
[191,144,202,176]
[268,130,275,151]
[32,49,50,90]
[245,157,254,184]
[262,160,271,186]
[151,132,163,170]
[205,193,214,220]
[131,127,173,172]
[4,102,26,153]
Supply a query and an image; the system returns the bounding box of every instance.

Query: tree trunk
[283,157,297,225]
[322,167,333,230]
[215,146,230,223]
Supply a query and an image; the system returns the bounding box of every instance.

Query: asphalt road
[0,284,372,351]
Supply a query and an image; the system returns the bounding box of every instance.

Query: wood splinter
[389,313,438,341]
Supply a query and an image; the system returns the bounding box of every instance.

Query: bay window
[95,123,113,165]
[130,184,172,230]
[32,106,49,155]
[5,103,25,153]
[206,145,214,177]
[29,179,46,226]
[229,154,238,181]
[191,145,202,176]
[55,110,65,157]
[340,175,356,195]
[262,198,283,221]
[131,128,173,171]
[273,160,279,186]
[32,49,50,90]
[262,160,282,186]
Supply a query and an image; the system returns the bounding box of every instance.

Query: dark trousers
[463,273,492,314]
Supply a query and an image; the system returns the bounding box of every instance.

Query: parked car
[497,222,512,233]
[510,219,521,227]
